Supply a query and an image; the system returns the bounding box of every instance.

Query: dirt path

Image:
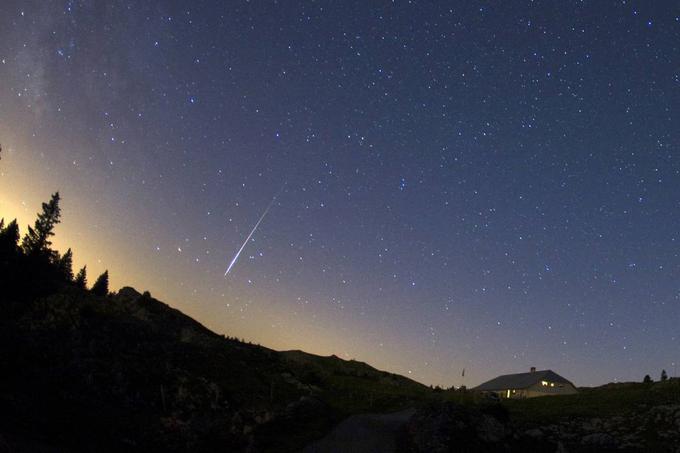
[302,408,415,453]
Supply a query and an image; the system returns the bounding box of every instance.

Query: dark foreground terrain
[0,284,431,452]
[408,382,680,452]
[2,282,679,452]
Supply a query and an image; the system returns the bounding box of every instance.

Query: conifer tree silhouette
[91,270,109,296]
[74,266,88,289]
[58,248,74,281]
[21,192,62,259]
[0,219,20,256]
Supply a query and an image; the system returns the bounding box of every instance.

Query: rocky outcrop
[404,402,515,452]
[405,402,680,452]
[517,404,680,451]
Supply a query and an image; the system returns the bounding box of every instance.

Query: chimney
[530,367,536,373]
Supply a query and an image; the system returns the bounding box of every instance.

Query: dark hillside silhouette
[0,188,430,451]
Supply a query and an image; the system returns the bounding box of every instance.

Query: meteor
[224,184,285,276]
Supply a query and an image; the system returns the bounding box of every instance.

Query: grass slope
[504,380,680,423]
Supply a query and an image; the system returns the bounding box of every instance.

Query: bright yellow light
[541,380,548,386]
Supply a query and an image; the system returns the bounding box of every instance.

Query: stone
[581,432,616,447]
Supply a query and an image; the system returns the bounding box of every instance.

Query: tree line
[643,369,669,384]
[1,177,109,300]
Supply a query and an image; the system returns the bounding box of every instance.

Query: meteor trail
[224,184,285,276]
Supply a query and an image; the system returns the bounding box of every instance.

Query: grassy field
[502,379,680,424]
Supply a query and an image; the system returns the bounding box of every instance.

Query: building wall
[524,381,578,397]
[490,389,528,399]
[488,381,578,399]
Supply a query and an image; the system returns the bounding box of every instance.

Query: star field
[1,1,679,386]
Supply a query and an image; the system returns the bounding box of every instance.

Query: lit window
[550,383,555,387]
[541,380,548,386]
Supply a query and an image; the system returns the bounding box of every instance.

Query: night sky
[1,1,679,387]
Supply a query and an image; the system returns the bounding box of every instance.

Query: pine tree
[21,192,62,257]
[74,266,88,289]
[57,248,74,281]
[661,369,668,382]
[0,219,20,256]
[643,374,652,384]
[91,270,109,296]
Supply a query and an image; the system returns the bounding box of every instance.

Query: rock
[476,414,507,443]
[254,411,274,425]
[116,286,142,300]
[284,396,329,420]
[555,441,568,453]
[525,428,544,439]
[405,401,511,452]
[580,418,602,432]
[230,412,244,434]
[581,432,616,447]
